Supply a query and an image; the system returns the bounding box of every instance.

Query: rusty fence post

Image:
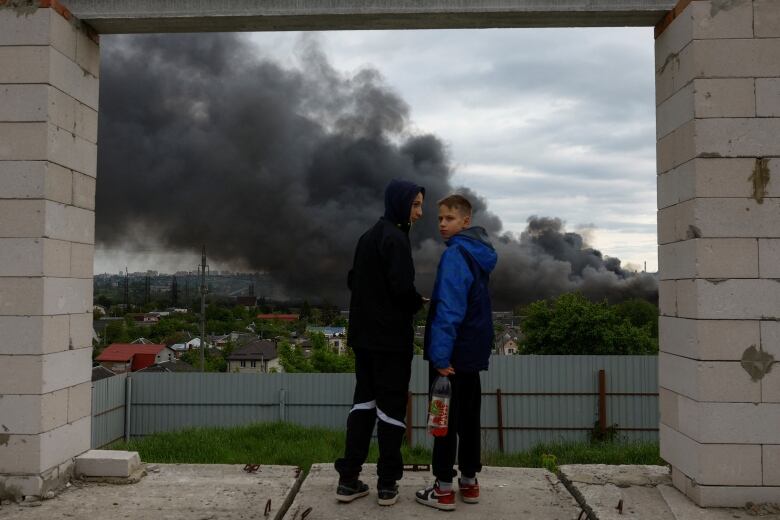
[406,391,413,446]
[598,369,607,435]
[496,388,504,453]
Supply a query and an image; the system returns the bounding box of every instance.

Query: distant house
[227,340,281,373]
[93,305,107,316]
[96,344,175,373]
[307,326,348,355]
[137,360,197,373]
[497,335,519,355]
[169,338,201,358]
[132,314,159,325]
[256,314,299,322]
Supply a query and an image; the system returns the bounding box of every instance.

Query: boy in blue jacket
[416,194,497,511]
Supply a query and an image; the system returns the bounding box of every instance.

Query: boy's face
[438,205,471,240]
[409,192,424,223]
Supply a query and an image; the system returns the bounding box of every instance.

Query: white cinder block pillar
[0,5,98,500]
[655,0,780,507]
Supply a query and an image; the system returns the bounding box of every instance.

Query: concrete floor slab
[283,463,580,520]
[0,464,302,520]
[559,465,780,520]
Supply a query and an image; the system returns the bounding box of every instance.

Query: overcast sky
[95,27,658,274]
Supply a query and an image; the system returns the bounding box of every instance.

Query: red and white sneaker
[458,478,480,503]
[415,481,456,511]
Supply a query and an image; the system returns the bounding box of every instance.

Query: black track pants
[335,348,412,486]
[429,364,483,483]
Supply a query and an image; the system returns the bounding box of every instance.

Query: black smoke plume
[96,33,657,309]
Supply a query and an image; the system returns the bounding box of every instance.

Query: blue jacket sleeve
[428,247,473,369]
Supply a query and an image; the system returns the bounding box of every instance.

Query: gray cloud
[96,32,657,308]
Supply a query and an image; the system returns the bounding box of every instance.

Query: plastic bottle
[427,376,451,437]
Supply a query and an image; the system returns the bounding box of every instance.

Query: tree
[520,293,657,355]
[277,340,313,373]
[614,298,658,339]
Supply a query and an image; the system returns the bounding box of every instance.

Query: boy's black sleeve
[380,233,424,314]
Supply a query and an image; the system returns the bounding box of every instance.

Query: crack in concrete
[686,225,702,239]
[749,158,770,204]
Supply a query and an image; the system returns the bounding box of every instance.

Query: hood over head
[449,226,498,274]
[383,179,425,229]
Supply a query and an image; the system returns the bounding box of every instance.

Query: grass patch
[112,422,665,473]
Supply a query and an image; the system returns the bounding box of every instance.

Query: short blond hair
[437,194,473,217]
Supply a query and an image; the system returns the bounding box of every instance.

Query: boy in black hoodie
[334,179,426,506]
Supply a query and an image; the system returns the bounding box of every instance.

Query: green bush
[520,293,657,355]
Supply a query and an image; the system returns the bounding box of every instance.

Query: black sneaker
[377,482,399,506]
[336,479,369,503]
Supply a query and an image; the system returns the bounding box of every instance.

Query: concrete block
[683,198,780,240]
[72,172,96,210]
[693,484,780,507]
[39,416,90,473]
[656,82,693,139]
[658,199,697,245]
[659,280,676,317]
[657,120,695,174]
[0,84,48,122]
[676,278,780,320]
[48,86,99,144]
[0,390,67,435]
[659,387,679,430]
[0,348,91,395]
[762,321,780,359]
[0,276,91,316]
[691,0,754,40]
[659,316,760,360]
[755,0,780,38]
[69,312,93,350]
[0,238,70,277]
[658,238,758,280]
[660,352,760,402]
[0,474,45,500]
[660,424,762,486]
[0,315,70,355]
[70,242,94,278]
[765,368,780,403]
[696,118,780,158]
[48,8,79,62]
[0,431,42,474]
[764,445,780,485]
[0,46,50,84]
[47,124,97,177]
[693,38,780,79]
[42,277,93,315]
[67,381,92,423]
[693,78,755,118]
[0,8,52,46]
[770,158,780,198]
[44,201,95,244]
[656,37,695,106]
[757,78,780,118]
[0,161,72,204]
[0,122,47,160]
[760,239,780,278]
[655,2,693,73]
[0,277,44,315]
[75,29,100,78]
[657,170,677,210]
[48,45,99,111]
[75,450,141,478]
[675,396,780,444]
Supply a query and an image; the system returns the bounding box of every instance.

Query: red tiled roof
[96,344,167,362]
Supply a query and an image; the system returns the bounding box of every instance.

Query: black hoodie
[347,180,425,352]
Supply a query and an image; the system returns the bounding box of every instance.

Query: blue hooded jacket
[424,227,498,371]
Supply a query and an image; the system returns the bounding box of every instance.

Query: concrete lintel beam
[62,0,675,33]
